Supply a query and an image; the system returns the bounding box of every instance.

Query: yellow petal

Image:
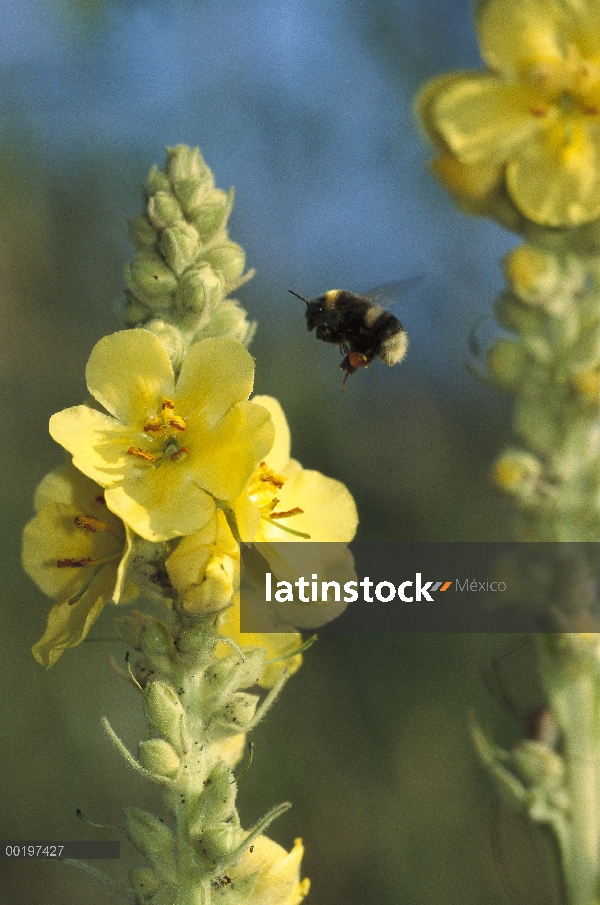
[415,71,477,150]
[237,836,309,905]
[571,3,600,59]
[32,594,107,668]
[175,337,255,429]
[22,464,125,598]
[49,405,139,487]
[507,121,600,225]
[433,74,547,165]
[233,491,261,543]
[431,154,504,209]
[105,466,216,542]
[477,0,568,76]
[259,469,358,544]
[85,330,175,428]
[252,395,291,472]
[187,400,275,501]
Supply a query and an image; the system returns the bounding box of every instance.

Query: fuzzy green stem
[538,638,600,905]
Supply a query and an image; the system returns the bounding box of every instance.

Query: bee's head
[305,298,328,331]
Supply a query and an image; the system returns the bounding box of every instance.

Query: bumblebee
[289,287,408,387]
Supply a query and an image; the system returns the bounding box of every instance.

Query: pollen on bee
[127,447,156,462]
[348,352,369,369]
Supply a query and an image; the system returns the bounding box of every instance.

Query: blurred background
[0,0,559,903]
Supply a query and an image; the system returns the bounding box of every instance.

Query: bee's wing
[363,275,424,313]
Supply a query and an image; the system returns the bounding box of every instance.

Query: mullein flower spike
[24,146,358,903]
[418,5,600,905]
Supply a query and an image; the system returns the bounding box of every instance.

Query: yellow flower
[418,0,600,227]
[49,331,274,542]
[165,509,239,614]
[234,396,358,548]
[233,395,358,629]
[235,835,309,905]
[22,464,138,668]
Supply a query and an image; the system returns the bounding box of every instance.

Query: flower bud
[115,610,170,653]
[203,242,246,285]
[504,245,561,304]
[513,740,565,789]
[175,265,223,319]
[145,681,186,754]
[515,400,557,454]
[124,292,152,326]
[216,692,259,730]
[126,253,178,302]
[147,191,184,230]
[199,823,243,862]
[487,338,527,389]
[206,648,266,706]
[139,739,181,778]
[128,215,158,251]
[189,762,236,838]
[493,449,542,502]
[124,807,175,872]
[160,223,200,275]
[147,164,172,195]
[495,291,545,339]
[183,558,237,615]
[192,188,233,242]
[130,867,161,900]
[166,145,211,185]
[194,300,256,346]
[143,320,185,372]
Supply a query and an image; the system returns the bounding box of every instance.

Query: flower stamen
[270,507,304,519]
[74,515,113,533]
[127,447,156,462]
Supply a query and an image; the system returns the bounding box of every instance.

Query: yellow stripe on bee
[324,290,342,308]
[364,304,385,325]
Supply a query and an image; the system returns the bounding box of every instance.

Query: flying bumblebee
[289,283,410,387]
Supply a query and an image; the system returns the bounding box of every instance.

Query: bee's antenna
[288,289,309,305]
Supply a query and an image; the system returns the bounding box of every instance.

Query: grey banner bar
[240,542,600,632]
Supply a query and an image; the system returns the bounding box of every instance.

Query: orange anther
[168,417,186,431]
[143,418,163,433]
[260,473,285,488]
[127,447,156,462]
[170,446,189,462]
[74,515,110,533]
[57,557,92,568]
[161,398,175,410]
[270,507,304,519]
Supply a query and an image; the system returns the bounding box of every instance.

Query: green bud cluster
[471,717,569,840]
[124,146,256,371]
[483,242,600,540]
[109,607,290,905]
